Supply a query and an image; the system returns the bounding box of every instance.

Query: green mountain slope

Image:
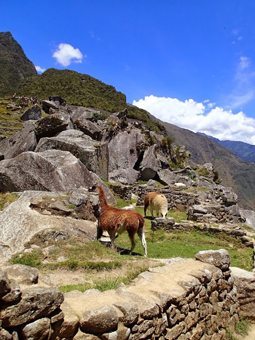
[17,68,127,113]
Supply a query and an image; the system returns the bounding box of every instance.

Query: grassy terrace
[0,98,23,137]
[11,195,254,293]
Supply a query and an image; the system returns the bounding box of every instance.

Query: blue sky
[1,0,255,143]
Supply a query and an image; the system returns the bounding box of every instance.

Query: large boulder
[0,150,97,192]
[35,113,69,139]
[35,130,108,181]
[139,145,163,180]
[0,122,37,159]
[70,106,104,122]
[108,129,144,172]
[0,191,98,262]
[21,105,41,121]
[72,115,102,140]
[109,168,139,185]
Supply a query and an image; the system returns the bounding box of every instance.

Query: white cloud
[133,95,255,145]
[52,43,84,67]
[228,56,255,109]
[35,65,46,73]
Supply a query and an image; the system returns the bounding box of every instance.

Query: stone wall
[109,183,243,224]
[0,250,241,339]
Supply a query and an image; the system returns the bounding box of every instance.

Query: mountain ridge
[0,32,36,95]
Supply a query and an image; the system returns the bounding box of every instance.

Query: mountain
[0,32,37,95]
[161,121,255,210]
[207,136,255,164]
[1,31,255,210]
[17,68,127,113]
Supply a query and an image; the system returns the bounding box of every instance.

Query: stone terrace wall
[0,250,240,339]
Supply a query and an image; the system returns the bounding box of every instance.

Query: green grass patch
[227,318,251,339]
[46,259,122,271]
[59,264,150,293]
[116,227,253,271]
[11,249,43,268]
[0,192,18,210]
[168,209,187,222]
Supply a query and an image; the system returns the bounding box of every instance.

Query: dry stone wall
[0,250,242,339]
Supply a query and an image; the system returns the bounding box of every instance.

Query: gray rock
[157,169,177,186]
[195,249,230,269]
[80,306,119,335]
[0,328,13,340]
[231,267,255,320]
[0,122,37,159]
[1,280,21,304]
[140,145,161,180]
[0,191,97,262]
[41,100,59,113]
[109,168,139,185]
[21,105,41,121]
[70,106,102,121]
[0,270,10,297]
[35,129,108,181]
[21,317,52,340]
[1,287,63,327]
[4,264,39,285]
[0,150,97,192]
[72,115,102,140]
[35,113,69,139]
[108,129,144,172]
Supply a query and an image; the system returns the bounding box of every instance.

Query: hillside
[17,68,126,113]
[0,32,36,95]
[162,121,255,210]
[208,135,255,164]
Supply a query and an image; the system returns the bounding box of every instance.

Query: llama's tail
[97,185,108,208]
[137,214,147,257]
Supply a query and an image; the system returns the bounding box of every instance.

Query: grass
[227,318,251,339]
[59,264,150,293]
[11,249,43,267]
[0,192,18,210]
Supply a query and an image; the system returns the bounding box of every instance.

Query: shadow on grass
[99,240,142,256]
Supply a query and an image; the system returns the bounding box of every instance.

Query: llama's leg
[108,229,117,250]
[144,201,149,217]
[138,228,147,257]
[97,225,103,240]
[127,230,136,254]
[150,207,154,217]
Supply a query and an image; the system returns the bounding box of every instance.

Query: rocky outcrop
[0,191,97,262]
[35,129,109,181]
[21,104,41,121]
[35,113,69,139]
[108,128,144,174]
[0,149,98,192]
[0,121,37,159]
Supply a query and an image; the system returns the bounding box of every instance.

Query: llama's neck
[97,186,108,208]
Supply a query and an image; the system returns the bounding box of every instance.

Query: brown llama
[97,186,147,256]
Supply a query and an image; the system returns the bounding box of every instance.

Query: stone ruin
[1,249,255,339]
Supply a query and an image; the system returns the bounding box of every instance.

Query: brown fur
[97,186,147,256]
